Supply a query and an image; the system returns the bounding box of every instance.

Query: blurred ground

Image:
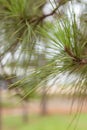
[1,92,87,130]
[3,113,87,130]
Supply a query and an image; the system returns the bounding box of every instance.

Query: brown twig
[65,47,87,65]
[29,5,59,26]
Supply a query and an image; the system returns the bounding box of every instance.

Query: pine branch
[29,5,59,26]
[65,47,87,65]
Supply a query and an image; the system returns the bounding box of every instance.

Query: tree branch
[65,47,87,65]
[29,5,59,26]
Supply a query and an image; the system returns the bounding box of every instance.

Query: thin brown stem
[29,5,59,26]
[65,47,87,65]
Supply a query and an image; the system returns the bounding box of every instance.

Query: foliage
[0,0,87,99]
[0,0,46,63]
[10,4,87,99]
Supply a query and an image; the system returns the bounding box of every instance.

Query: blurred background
[0,0,87,130]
